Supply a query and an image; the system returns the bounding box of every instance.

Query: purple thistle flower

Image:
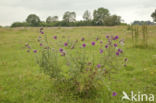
[97,64,101,68]
[40,43,43,46]
[91,42,95,46]
[59,48,63,52]
[114,43,118,47]
[116,52,119,56]
[81,37,85,41]
[64,42,68,46]
[40,31,44,34]
[82,43,86,48]
[113,35,119,40]
[112,92,117,96]
[100,49,103,54]
[53,36,57,40]
[105,45,108,48]
[33,50,37,53]
[118,49,123,53]
[106,35,109,39]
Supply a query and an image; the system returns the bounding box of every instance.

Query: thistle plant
[25,28,127,98]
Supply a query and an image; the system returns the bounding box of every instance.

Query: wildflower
[113,35,119,40]
[112,92,117,96]
[53,36,57,40]
[114,43,118,47]
[81,37,85,41]
[124,58,128,62]
[40,43,43,46]
[97,64,101,68]
[116,52,119,56]
[91,42,95,46]
[106,35,109,39]
[64,42,68,46]
[118,49,123,53]
[40,31,44,34]
[33,50,37,53]
[59,48,63,52]
[105,45,108,48]
[100,49,103,54]
[96,37,99,41]
[82,43,86,48]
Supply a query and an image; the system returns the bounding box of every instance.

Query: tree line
[11,7,123,27]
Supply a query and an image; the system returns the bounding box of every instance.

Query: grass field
[0,26,156,103]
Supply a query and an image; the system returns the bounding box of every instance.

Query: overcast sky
[0,0,155,26]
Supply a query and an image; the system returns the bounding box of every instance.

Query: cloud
[0,0,155,26]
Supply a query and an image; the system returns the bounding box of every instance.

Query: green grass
[0,26,156,103]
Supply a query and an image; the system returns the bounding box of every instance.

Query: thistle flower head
[113,35,119,40]
[82,43,86,48]
[81,37,85,41]
[33,50,37,53]
[91,42,95,46]
[114,43,117,47]
[40,43,43,46]
[97,64,101,68]
[59,48,63,52]
[105,45,108,48]
[112,92,117,96]
[53,36,57,40]
[116,52,119,56]
[64,42,68,46]
[106,35,109,39]
[100,49,103,54]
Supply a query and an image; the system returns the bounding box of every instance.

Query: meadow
[0,26,156,103]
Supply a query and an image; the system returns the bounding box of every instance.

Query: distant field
[0,26,156,103]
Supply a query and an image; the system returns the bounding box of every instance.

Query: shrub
[25,28,127,99]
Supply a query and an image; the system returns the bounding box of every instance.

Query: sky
[0,0,155,26]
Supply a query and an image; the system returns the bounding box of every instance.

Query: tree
[11,22,30,27]
[63,11,76,22]
[104,15,121,26]
[46,16,58,23]
[93,7,110,25]
[151,9,156,22]
[83,10,91,21]
[26,14,40,26]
